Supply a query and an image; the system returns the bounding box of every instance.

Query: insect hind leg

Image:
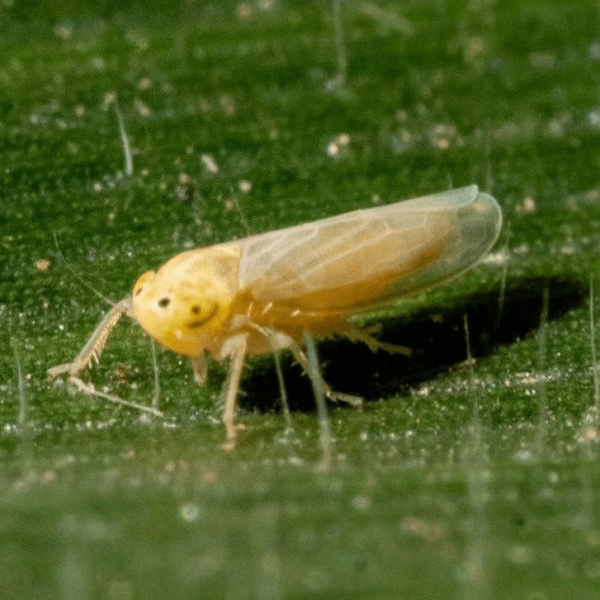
[343,323,412,356]
[247,323,363,409]
[287,336,363,409]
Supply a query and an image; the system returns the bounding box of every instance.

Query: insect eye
[158,298,170,308]
[191,305,201,315]
[135,287,143,296]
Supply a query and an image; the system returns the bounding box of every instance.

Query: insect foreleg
[46,296,163,416]
[218,333,249,451]
[66,377,163,417]
[47,296,133,381]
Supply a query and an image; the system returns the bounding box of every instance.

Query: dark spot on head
[191,305,201,315]
[158,297,170,308]
[186,304,219,329]
[135,287,143,296]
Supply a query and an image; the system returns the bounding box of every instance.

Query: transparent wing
[231,185,502,314]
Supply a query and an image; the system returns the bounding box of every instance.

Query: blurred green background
[2,0,600,598]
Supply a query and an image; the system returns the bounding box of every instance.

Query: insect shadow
[241,275,589,412]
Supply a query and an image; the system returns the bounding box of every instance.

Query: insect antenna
[53,233,128,313]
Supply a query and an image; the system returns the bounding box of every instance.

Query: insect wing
[233,185,501,313]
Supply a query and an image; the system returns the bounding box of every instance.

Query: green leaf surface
[2,1,600,598]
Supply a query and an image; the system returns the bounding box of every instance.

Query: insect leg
[286,336,363,409]
[190,354,209,385]
[47,296,133,380]
[219,333,248,451]
[240,321,293,429]
[46,296,163,416]
[65,377,163,417]
[247,321,363,409]
[343,323,412,356]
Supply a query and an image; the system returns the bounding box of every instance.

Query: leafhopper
[49,185,502,448]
